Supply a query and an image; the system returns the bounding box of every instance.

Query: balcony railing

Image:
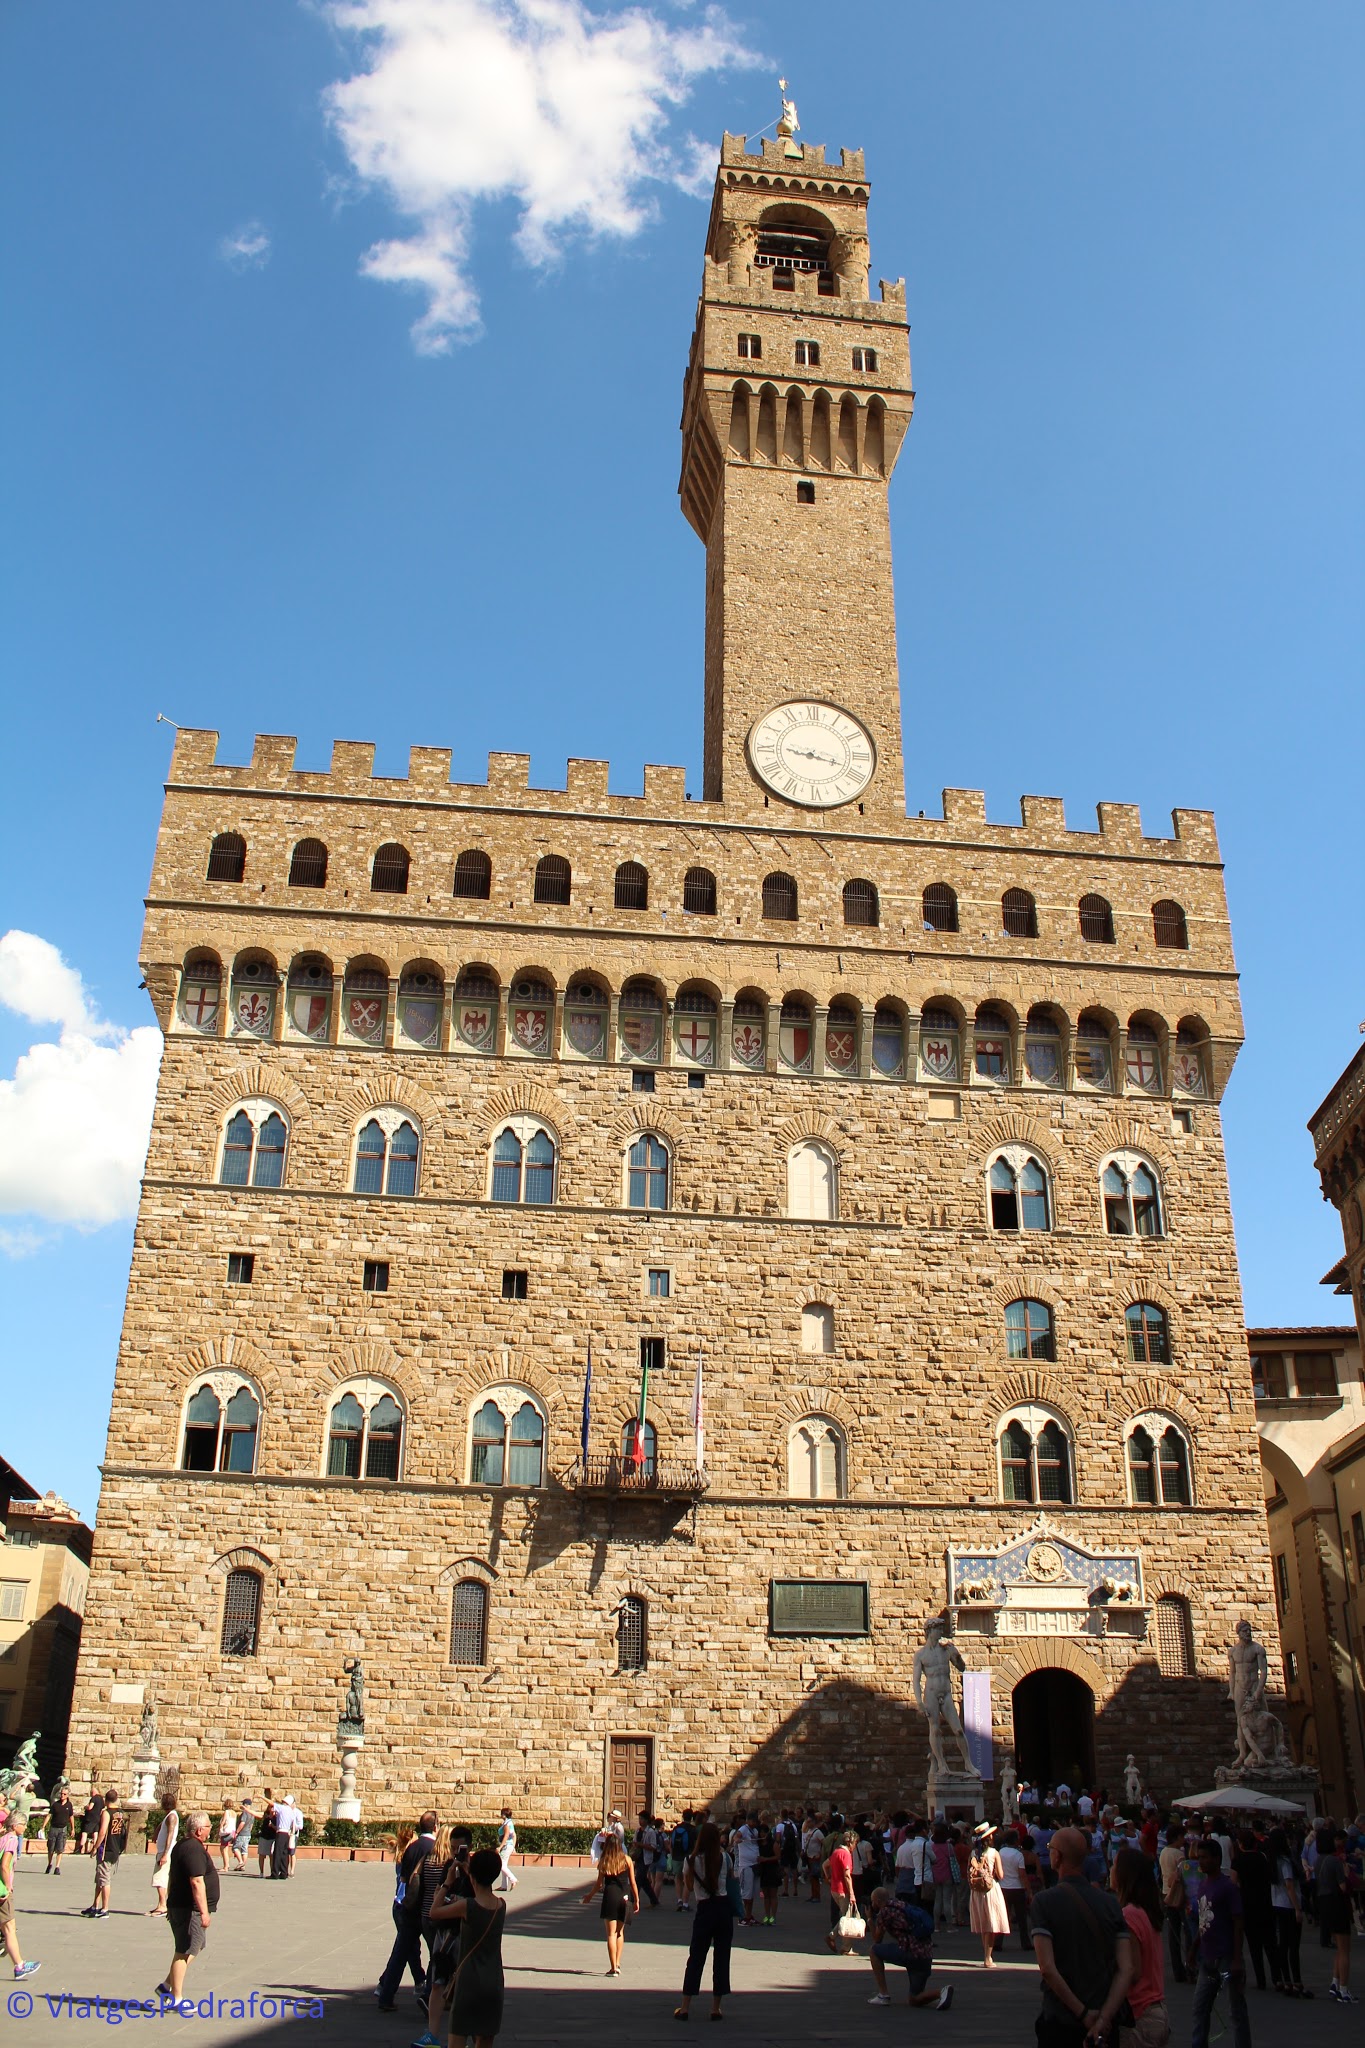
[564,1456,708,1499]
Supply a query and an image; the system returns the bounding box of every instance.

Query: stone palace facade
[68,132,1274,1821]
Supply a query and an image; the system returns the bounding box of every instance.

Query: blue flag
[580,1341,592,1460]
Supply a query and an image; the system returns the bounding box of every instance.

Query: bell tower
[679,129,913,822]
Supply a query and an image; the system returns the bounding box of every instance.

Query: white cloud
[0,933,161,1243]
[220,221,272,269]
[323,0,761,350]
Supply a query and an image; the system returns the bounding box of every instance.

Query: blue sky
[1,1,1361,1519]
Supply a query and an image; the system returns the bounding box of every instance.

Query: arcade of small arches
[177,1369,1196,1513]
[176,950,1213,1101]
[203,834,1195,959]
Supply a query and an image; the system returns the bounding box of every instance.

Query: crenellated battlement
[165,729,1219,859]
[719,133,868,185]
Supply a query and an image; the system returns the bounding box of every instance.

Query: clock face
[746,701,876,808]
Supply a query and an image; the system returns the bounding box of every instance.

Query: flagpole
[580,1339,592,1467]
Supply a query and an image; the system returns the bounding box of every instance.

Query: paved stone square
[5,1861,1343,2044]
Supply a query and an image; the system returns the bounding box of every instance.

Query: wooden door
[609,1736,653,1819]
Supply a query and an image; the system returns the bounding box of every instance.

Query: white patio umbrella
[1172,1787,1305,1815]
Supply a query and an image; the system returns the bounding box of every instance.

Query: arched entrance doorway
[1012,1668,1095,1788]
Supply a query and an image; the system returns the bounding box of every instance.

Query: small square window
[1172,1108,1194,1135]
[852,346,878,373]
[737,332,761,359]
[647,1268,671,1298]
[795,339,820,367]
[501,1268,528,1300]
[362,1259,390,1293]
[226,1252,255,1285]
[796,480,816,505]
[688,1071,706,1090]
[640,1335,666,1374]
[632,1069,656,1094]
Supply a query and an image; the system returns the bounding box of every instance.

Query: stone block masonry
[67,127,1272,1820]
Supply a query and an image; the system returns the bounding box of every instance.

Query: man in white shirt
[733,1816,761,1923]
[1076,1792,1095,1822]
[894,1823,929,1900]
[591,1810,626,1865]
[271,1797,303,1880]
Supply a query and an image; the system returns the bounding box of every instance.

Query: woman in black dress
[428,1847,507,2048]
[581,1839,640,1976]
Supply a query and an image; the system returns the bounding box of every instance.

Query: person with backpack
[1029,1825,1134,2048]
[864,1886,953,2009]
[81,1791,128,1919]
[256,1791,276,1878]
[670,1813,694,1910]
[779,1811,801,1897]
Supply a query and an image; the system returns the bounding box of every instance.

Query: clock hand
[788,748,838,764]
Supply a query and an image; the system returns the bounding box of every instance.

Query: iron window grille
[206,833,246,882]
[221,1569,261,1657]
[453,849,492,900]
[617,1595,648,1672]
[449,1580,489,1666]
[288,839,328,888]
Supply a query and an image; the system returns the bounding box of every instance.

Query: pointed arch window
[1127,1418,1191,1506]
[371,843,410,894]
[617,1593,648,1672]
[221,1568,261,1657]
[762,872,798,922]
[353,1113,420,1197]
[533,854,571,905]
[683,866,717,916]
[326,1383,404,1480]
[1004,1298,1055,1361]
[453,849,492,901]
[469,1388,546,1488]
[206,832,246,883]
[490,1118,557,1205]
[288,839,328,888]
[1002,887,1038,938]
[1079,893,1115,944]
[843,878,879,928]
[181,1380,260,1473]
[922,883,958,933]
[989,1154,1051,1232]
[998,1406,1072,1503]
[788,1416,847,1500]
[614,861,649,911]
[628,1133,671,1210]
[449,1580,489,1666]
[1103,1156,1163,1238]
[219,1103,287,1188]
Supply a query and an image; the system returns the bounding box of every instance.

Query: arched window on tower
[490,1118,557,1205]
[988,1153,1051,1232]
[762,872,798,922]
[627,1134,670,1211]
[453,849,492,901]
[1004,1298,1056,1361]
[922,883,958,933]
[1152,900,1189,950]
[469,1388,546,1487]
[842,878,880,928]
[533,854,572,905]
[288,838,328,888]
[1102,1156,1164,1238]
[353,1113,420,1197]
[1002,887,1038,938]
[371,843,411,894]
[219,1103,288,1188]
[325,1383,405,1481]
[206,833,246,883]
[683,867,717,916]
[181,1379,260,1474]
[788,1416,847,1499]
[1124,1301,1170,1364]
[614,861,649,911]
[787,1140,837,1220]
[1079,893,1115,944]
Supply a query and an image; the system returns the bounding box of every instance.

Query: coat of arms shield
[566,1009,605,1058]
[347,995,384,1043]
[235,990,273,1037]
[620,1013,661,1061]
[825,1026,856,1072]
[513,1006,549,1052]
[920,1035,956,1079]
[290,991,329,1039]
[400,999,440,1048]
[457,1004,492,1049]
[731,1020,765,1067]
[1125,1045,1158,1090]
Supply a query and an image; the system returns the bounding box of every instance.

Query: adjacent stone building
[68,132,1273,1820]
[1,1486,92,1783]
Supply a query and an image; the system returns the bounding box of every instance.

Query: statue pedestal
[1213,1761,1320,1820]
[927,1766,985,1826]
[331,1725,364,1822]
[130,1745,160,1810]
